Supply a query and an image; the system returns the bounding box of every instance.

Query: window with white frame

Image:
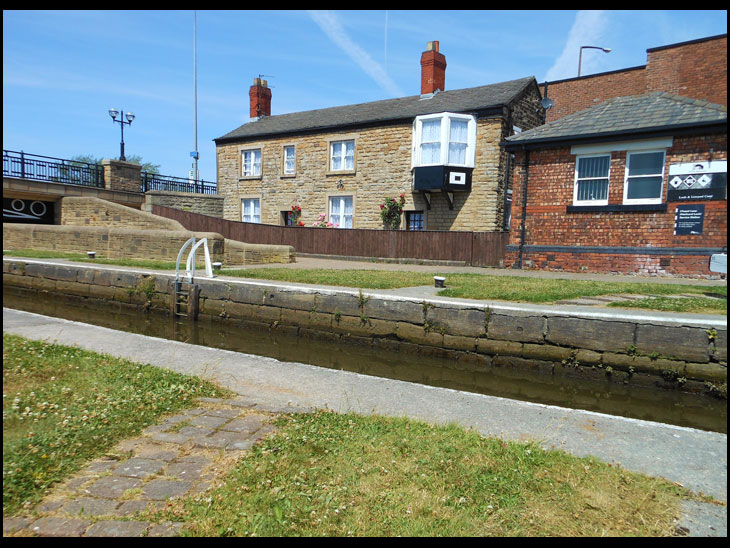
[283,145,295,175]
[574,154,610,205]
[412,112,477,168]
[328,195,353,228]
[330,140,355,172]
[241,198,260,223]
[241,149,261,177]
[624,150,666,204]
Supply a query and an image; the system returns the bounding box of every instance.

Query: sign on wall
[674,204,705,235]
[667,160,727,201]
[3,198,55,224]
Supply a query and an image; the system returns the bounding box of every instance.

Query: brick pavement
[3,397,307,537]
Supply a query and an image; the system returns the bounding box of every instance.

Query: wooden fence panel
[152,206,507,266]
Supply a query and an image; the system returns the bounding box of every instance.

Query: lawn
[161,410,691,537]
[2,333,229,516]
[2,334,706,536]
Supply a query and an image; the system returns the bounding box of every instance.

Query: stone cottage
[214,41,544,232]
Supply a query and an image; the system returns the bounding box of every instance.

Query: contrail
[545,10,609,81]
[309,10,405,97]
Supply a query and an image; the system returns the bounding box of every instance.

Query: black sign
[667,170,727,202]
[3,198,55,224]
[674,204,705,236]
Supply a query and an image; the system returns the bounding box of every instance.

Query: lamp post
[578,45,611,77]
[108,108,135,161]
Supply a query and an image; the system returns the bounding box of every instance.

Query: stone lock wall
[4,259,726,395]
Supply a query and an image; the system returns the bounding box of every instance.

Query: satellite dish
[541,97,554,110]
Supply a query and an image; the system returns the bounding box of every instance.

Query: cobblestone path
[3,396,306,537]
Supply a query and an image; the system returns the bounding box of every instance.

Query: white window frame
[241,148,261,177]
[412,112,477,168]
[330,140,355,172]
[241,197,261,223]
[573,154,611,206]
[328,195,353,229]
[283,145,296,176]
[623,150,666,205]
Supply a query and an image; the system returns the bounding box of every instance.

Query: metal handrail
[175,236,214,283]
[3,149,104,188]
[141,171,217,195]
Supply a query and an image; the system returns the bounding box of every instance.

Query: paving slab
[28,517,92,537]
[84,476,143,499]
[84,520,150,537]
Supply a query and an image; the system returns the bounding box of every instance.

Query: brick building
[542,34,727,123]
[502,92,727,277]
[214,42,543,232]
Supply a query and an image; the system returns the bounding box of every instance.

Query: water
[3,287,726,433]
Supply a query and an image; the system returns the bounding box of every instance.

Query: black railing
[3,150,105,188]
[141,172,217,195]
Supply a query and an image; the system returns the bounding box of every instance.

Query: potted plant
[288,204,302,226]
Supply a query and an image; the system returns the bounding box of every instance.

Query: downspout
[516,145,529,269]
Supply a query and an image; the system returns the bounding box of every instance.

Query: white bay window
[412,112,476,168]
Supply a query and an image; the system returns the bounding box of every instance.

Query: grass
[159,410,693,537]
[3,249,204,270]
[4,249,726,314]
[1,334,710,536]
[2,333,230,517]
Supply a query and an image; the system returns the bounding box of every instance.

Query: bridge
[3,150,217,224]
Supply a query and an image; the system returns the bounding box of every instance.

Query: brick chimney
[420,41,446,95]
[249,77,271,119]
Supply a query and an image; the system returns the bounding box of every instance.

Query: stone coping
[3,256,726,330]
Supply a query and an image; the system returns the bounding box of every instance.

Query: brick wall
[506,133,727,276]
[545,35,727,122]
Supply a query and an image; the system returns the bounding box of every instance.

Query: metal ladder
[172,237,214,320]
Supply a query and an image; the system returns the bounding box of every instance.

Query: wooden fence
[152,206,509,267]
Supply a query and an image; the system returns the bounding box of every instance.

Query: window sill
[239,175,262,181]
[326,170,357,177]
[566,203,668,213]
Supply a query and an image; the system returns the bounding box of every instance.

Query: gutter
[500,121,727,152]
[515,146,529,269]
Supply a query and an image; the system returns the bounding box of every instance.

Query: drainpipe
[516,146,529,269]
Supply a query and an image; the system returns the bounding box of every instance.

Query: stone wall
[142,191,224,218]
[216,85,544,233]
[3,259,725,395]
[61,196,185,230]
[224,239,294,265]
[2,224,225,262]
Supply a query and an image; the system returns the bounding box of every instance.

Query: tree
[69,154,161,174]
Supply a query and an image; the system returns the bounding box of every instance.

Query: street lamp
[578,46,611,77]
[108,107,135,161]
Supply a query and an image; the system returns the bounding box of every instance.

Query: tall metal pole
[120,107,126,161]
[193,10,199,182]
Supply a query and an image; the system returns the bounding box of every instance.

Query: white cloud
[308,10,404,98]
[545,11,611,81]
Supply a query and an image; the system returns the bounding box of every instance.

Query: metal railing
[3,150,105,188]
[141,172,217,195]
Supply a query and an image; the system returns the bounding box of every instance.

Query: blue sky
[3,10,727,183]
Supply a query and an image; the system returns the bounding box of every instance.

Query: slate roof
[215,76,537,143]
[504,92,727,149]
